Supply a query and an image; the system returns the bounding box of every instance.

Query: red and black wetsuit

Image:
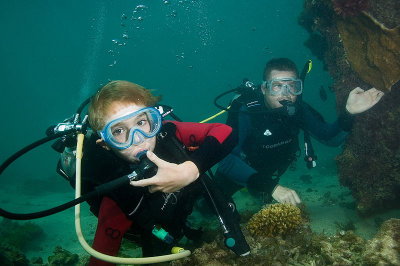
[78,121,235,266]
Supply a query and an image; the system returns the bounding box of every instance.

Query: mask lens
[270,81,283,94]
[289,80,302,95]
[110,124,130,143]
[266,78,302,96]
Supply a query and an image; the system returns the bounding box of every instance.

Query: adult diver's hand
[130,151,200,193]
[346,87,384,115]
[272,185,301,206]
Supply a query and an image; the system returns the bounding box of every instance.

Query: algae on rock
[337,11,400,91]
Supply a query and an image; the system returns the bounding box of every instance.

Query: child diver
[59,80,249,265]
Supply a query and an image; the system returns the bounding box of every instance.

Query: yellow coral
[247,203,302,237]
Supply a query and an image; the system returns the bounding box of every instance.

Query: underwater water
[1,0,399,263]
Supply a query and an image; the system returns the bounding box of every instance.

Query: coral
[47,246,79,266]
[336,11,400,91]
[332,0,370,18]
[362,218,400,265]
[170,218,400,265]
[247,203,302,237]
[172,216,369,265]
[319,231,365,265]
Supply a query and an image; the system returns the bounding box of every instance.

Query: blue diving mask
[263,77,303,96]
[99,107,162,150]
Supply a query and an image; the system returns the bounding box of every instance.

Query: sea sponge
[247,203,302,237]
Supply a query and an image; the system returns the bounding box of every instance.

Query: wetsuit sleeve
[337,110,354,131]
[89,197,133,266]
[165,120,236,175]
[302,104,353,147]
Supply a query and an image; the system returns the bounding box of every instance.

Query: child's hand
[130,151,199,193]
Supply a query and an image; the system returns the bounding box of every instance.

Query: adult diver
[214,58,384,205]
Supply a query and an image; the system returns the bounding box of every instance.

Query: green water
[2,0,394,262]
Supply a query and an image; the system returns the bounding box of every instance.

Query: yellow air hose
[74,133,191,264]
[199,106,230,123]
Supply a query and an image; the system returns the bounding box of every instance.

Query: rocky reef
[0,218,44,265]
[332,0,370,19]
[0,218,44,251]
[172,210,400,265]
[0,218,87,265]
[337,11,400,92]
[46,246,80,265]
[0,245,88,266]
[299,0,400,215]
[2,212,399,265]
[363,218,400,265]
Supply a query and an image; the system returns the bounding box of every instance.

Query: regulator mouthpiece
[279,100,297,116]
[128,151,158,181]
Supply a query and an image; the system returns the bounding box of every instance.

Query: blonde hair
[88,80,161,131]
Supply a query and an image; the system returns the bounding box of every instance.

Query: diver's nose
[281,84,290,96]
[132,131,146,145]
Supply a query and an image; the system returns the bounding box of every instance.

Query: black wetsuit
[215,88,353,199]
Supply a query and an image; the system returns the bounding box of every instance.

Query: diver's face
[96,102,157,163]
[261,70,298,109]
